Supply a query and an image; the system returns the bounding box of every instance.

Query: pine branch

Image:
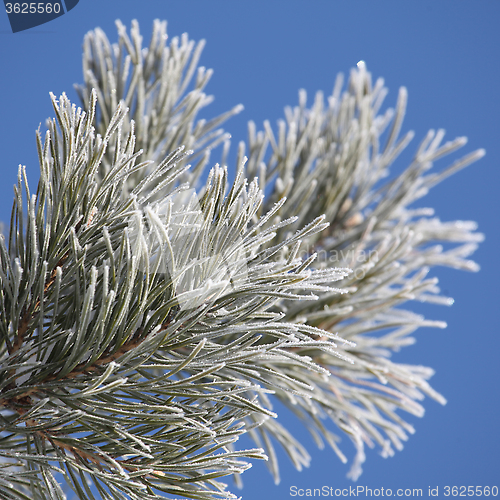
[0,19,484,500]
[237,60,484,481]
[0,84,348,499]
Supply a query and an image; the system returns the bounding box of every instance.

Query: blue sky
[1,1,499,498]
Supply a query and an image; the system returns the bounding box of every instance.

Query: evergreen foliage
[0,20,484,500]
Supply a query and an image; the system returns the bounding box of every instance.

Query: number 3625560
[5,3,61,14]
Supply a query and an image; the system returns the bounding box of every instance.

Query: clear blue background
[1,1,498,498]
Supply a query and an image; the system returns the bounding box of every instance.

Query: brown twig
[0,274,181,475]
[1,309,177,407]
[54,327,145,381]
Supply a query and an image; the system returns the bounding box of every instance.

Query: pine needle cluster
[0,20,484,500]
